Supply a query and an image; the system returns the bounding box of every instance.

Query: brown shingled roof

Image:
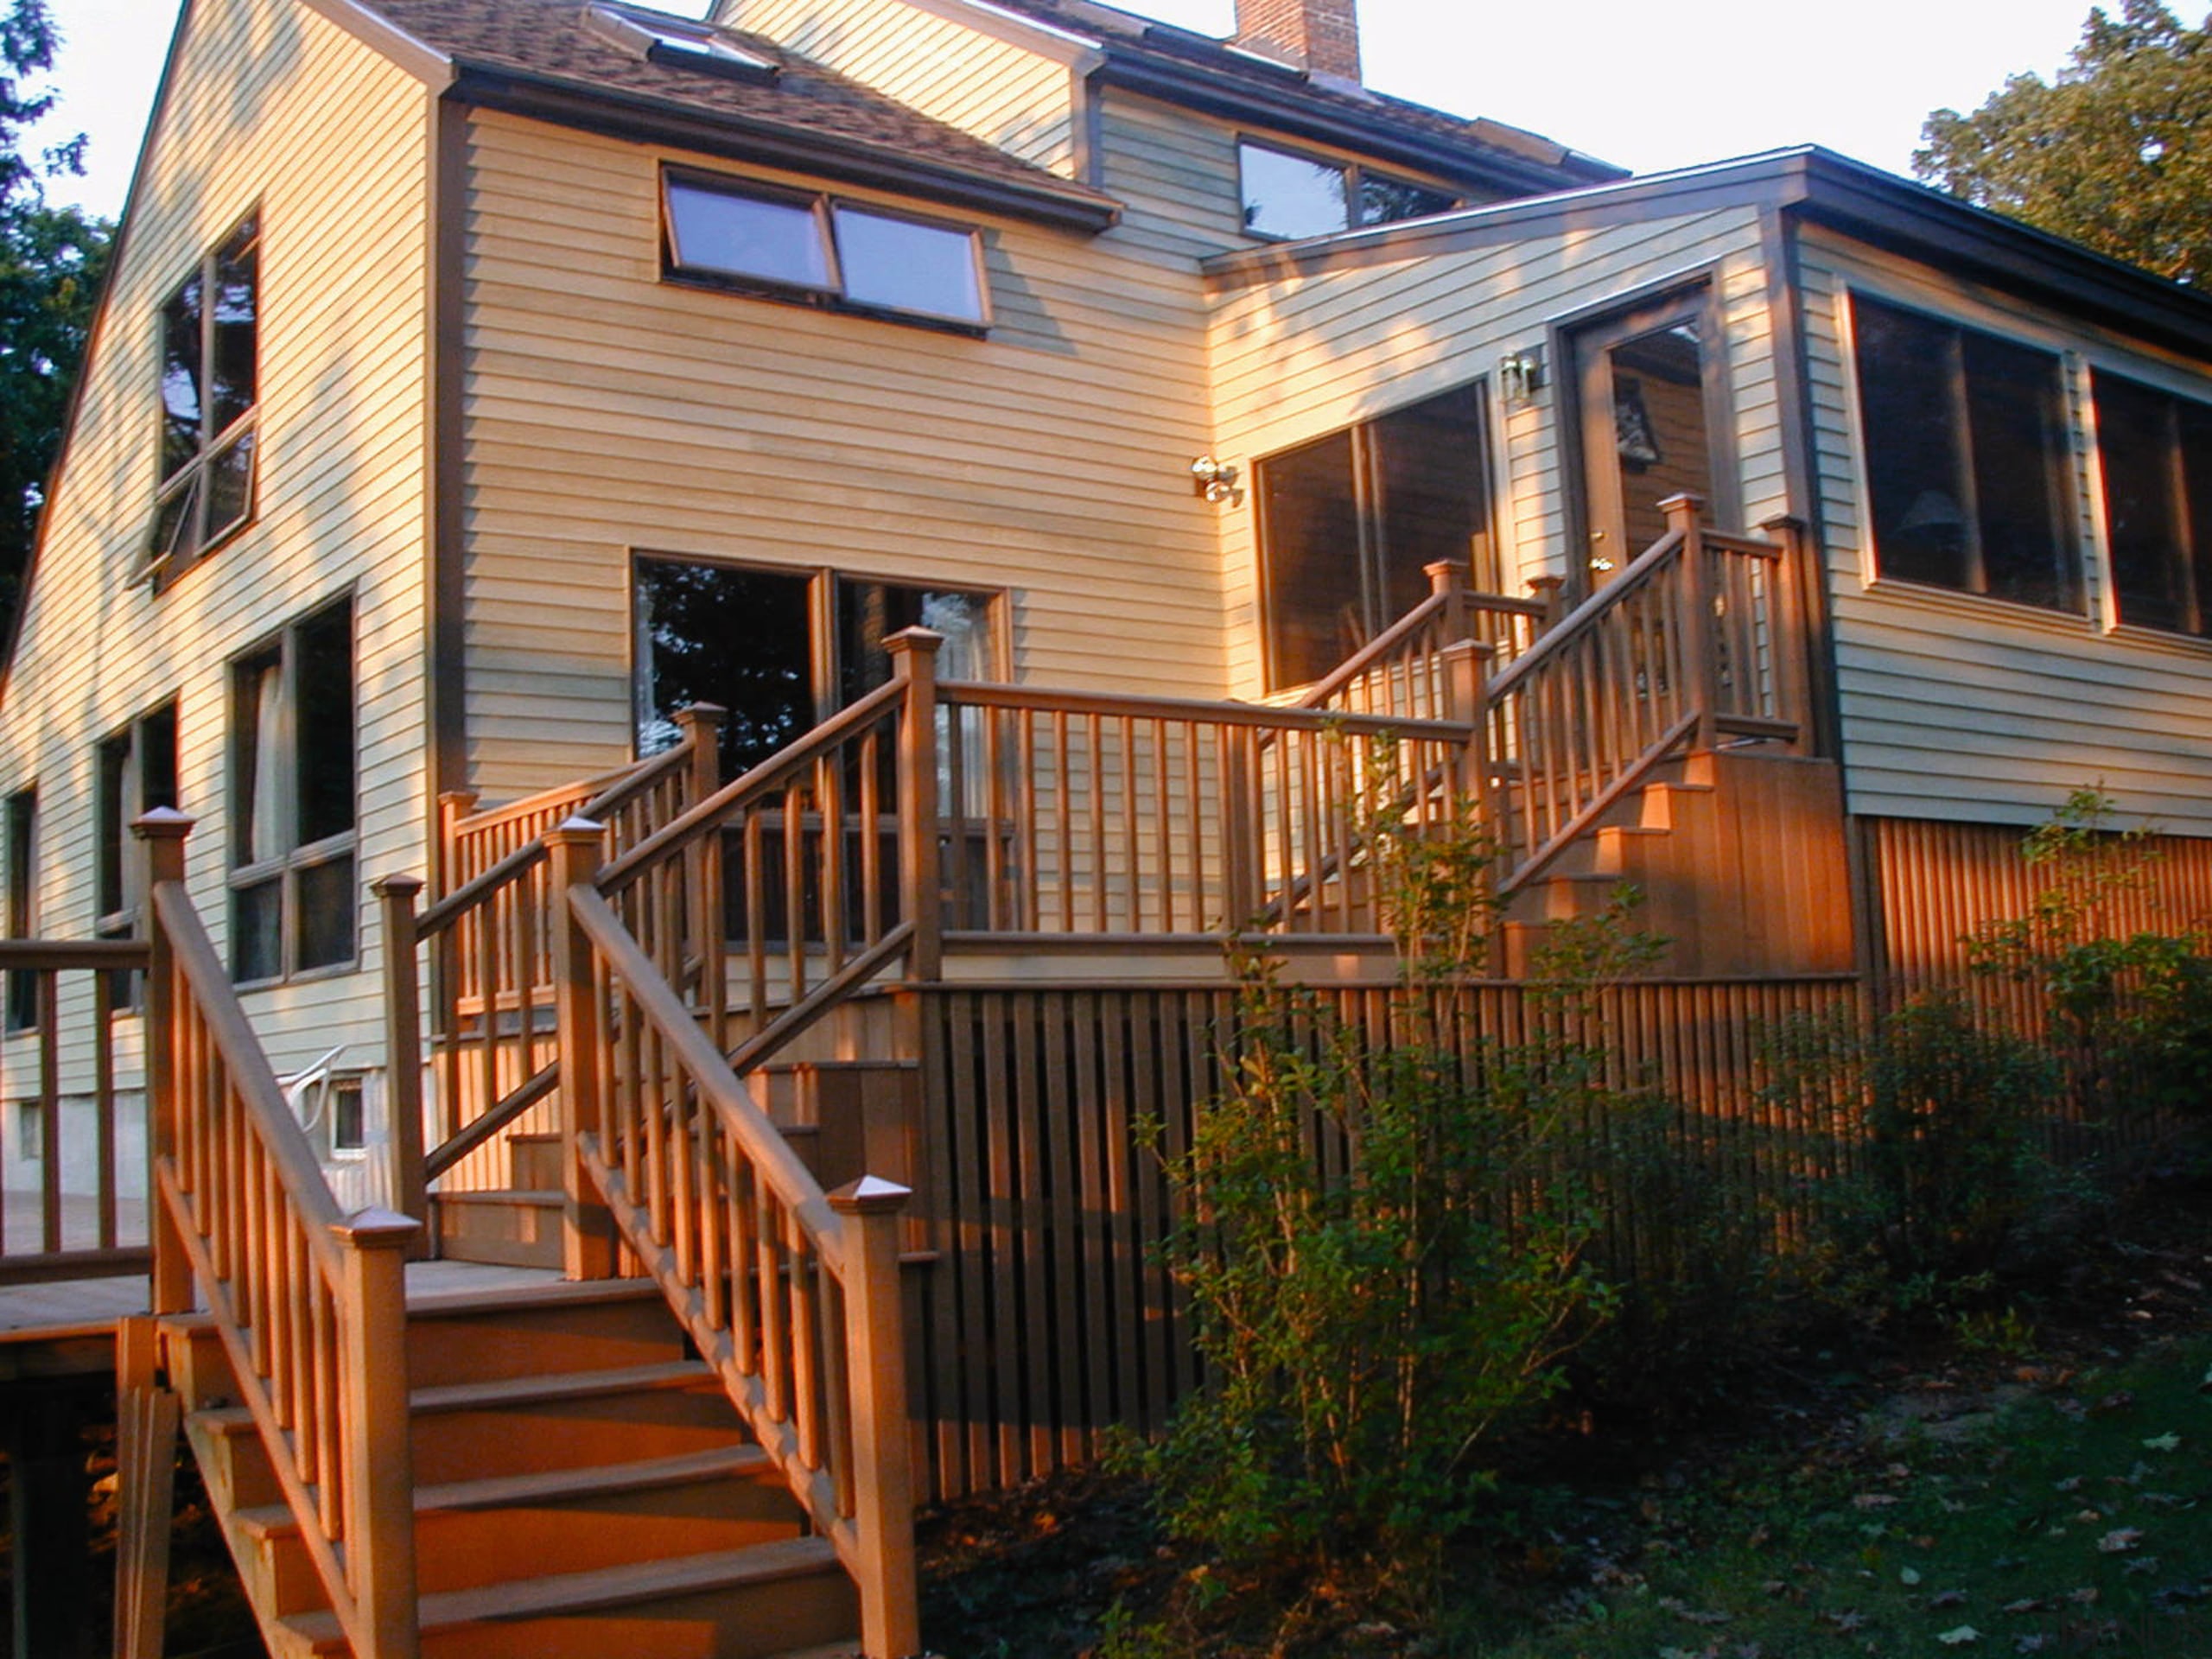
[353,0,1120,217]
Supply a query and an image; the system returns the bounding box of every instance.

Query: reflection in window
[1240,138,1457,240]
[1852,295,2078,613]
[2095,372,2212,638]
[153,213,258,578]
[1259,382,1493,689]
[664,171,988,327]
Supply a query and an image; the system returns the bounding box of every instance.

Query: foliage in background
[0,0,111,634]
[1916,0,2212,283]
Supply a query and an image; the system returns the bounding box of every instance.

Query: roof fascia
[297,0,454,86]
[447,63,1121,232]
[1096,51,1624,200]
[1203,151,1808,289]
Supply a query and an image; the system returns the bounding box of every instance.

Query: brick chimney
[1234,0,1362,81]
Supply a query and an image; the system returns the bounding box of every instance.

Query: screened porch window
[1256,380,1494,690]
[1851,293,2080,613]
[2094,371,2212,638]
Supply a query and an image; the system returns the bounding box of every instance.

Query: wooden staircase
[162,1279,863,1658]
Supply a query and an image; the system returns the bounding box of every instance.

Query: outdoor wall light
[1499,346,1546,406]
[1191,454,1243,505]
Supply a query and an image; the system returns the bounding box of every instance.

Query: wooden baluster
[1663,492,1719,751]
[548,818,617,1281]
[36,966,57,1252]
[95,960,117,1249]
[828,1176,921,1659]
[332,1207,422,1659]
[135,810,195,1315]
[888,628,944,981]
[372,875,429,1246]
[674,704,728,1041]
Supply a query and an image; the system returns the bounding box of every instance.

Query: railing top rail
[599,677,909,892]
[0,938,150,969]
[577,741,692,822]
[1484,527,1687,704]
[566,886,849,1277]
[150,881,347,1272]
[449,769,626,840]
[1294,589,1449,708]
[417,837,551,938]
[1702,529,1785,561]
[1469,592,1551,620]
[938,679,1478,741]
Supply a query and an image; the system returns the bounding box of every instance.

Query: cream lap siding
[1204,206,1776,697]
[460,111,1224,801]
[0,0,435,1083]
[1797,226,2212,834]
[721,0,1081,176]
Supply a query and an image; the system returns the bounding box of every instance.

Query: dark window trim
[228,592,359,987]
[1234,132,1461,243]
[4,787,35,1035]
[660,166,993,335]
[2091,365,2212,642]
[149,207,261,589]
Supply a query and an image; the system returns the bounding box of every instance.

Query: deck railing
[1297,560,1548,724]
[0,937,151,1284]
[138,811,420,1659]
[1486,493,1808,893]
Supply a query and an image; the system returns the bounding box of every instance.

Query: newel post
[887,628,944,983]
[1662,492,1719,750]
[1527,574,1567,632]
[1425,557,1470,643]
[1440,638,1495,802]
[372,874,429,1248]
[672,703,728,1027]
[1759,512,1815,754]
[331,1207,422,1659]
[547,818,618,1280]
[133,809,195,1317]
[829,1175,921,1659]
[435,789,479,893]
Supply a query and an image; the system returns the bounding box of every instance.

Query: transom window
[1237,138,1458,241]
[231,597,356,984]
[2094,371,2212,639]
[663,170,989,329]
[153,212,258,580]
[1850,293,2080,613]
[1256,381,1494,690]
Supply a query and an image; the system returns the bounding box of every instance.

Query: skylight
[586,6,778,81]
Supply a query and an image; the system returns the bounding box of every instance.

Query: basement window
[1237,138,1457,240]
[663,170,989,330]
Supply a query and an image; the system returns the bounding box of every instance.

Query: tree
[0,0,111,628]
[1916,2,2212,285]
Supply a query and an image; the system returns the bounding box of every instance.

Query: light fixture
[1190,454,1243,505]
[1499,346,1546,406]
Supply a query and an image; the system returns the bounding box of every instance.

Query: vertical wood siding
[1797,227,2212,831]
[0,0,434,1086]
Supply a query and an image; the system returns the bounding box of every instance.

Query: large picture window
[2094,371,2212,638]
[1850,293,2080,613]
[663,170,988,329]
[153,212,258,578]
[1238,138,1457,240]
[1256,381,1494,690]
[231,597,356,983]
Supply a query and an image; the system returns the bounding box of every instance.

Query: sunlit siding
[719,0,1081,176]
[1797,226,2212,833]
[1204,206,1777,696]
[459,108,1224,799]
[0,0,435,1078]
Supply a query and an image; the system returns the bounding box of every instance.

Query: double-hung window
[153,213,259,578]
[1850,293,2081,613]
[663,170,989,329]
[2093,372,2212,638]
[97,702,179,1005]
[231,597,356,983]
[1237,138,1458,240]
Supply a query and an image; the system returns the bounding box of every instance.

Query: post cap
[674,702,728,724]
[1657,491,1708,518]
[547,814,605,840]
[370,873,425,899]
[1440,639,1497,660]
[131,807,195,840]
[1758,512,1808,535]
[883,626,944,657]
[331,1207,422,1249]
[827,1174,913,1216]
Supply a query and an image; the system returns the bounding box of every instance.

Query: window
[586,3,775,79]
[663,171,988,329]
[4,789,34,1033]
[153,213,258,578]
[632,557,998,778]
[2093,371,2212,638]
[1851,294,2080,613]
[1238,138,1457,240]
[97,702,179,1007]
[1256,381,1495,690]
[231,597,356,983]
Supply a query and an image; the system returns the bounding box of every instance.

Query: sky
[24,0,2113,222]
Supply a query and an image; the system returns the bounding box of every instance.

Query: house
[5,0,2212,1651]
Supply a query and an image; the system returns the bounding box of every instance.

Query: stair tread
[233,1444,776,1540]
[402,1274,667,1319]
[192,1358,721,1439]
[278,1535,845,1644]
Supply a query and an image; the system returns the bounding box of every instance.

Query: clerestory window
[1237,138,1458,240]
[153,212,259,581]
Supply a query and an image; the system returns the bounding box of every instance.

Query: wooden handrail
[422,1062,556,1180]
[1497,709,1702,895]
[1295,588,1451,709]
[938,679,1476,741]
[1484,527,1686,705]
[0,938,148,968]
[416,839,549,938]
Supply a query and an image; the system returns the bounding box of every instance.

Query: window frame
[1235,135,1460,242]
[95,701,179,1011]
[1843,286,2084,617]
[227,594,359,988]
[149,208,261,586]
[660,167,993,334]
[2089,366,2212,642]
